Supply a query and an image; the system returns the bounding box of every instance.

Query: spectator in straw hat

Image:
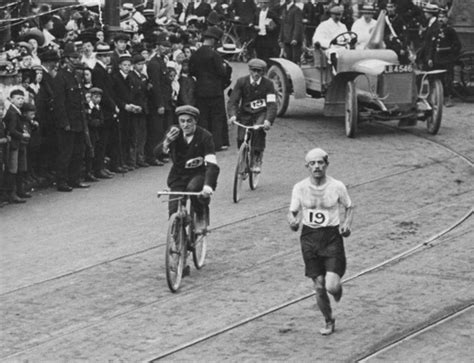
[418,3,441,70]
[351,3,377,49]
[92,42,118,179]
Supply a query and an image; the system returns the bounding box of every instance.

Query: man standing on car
[288,148,354,336]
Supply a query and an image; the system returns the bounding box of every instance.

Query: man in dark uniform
[418,3,441,71]
[434,7,462,107]
[279,0,304,64]
[154,105,220,234]
[52,42,89,192]
[185,0,212,30]
[303,0,325,48]
[146,33,173,166]
[92,42,118,178]
[227,58,277,173]
[229,0,258,45]
[37,50,59,181]
[189,26,230,151]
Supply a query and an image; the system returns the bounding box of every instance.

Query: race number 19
[305,209,328,227]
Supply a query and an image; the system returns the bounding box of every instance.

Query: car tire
[267,65,290,117]
[345,81,358,138]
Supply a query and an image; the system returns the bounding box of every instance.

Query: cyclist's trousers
[168,174,209,220]
[237,112,266,152]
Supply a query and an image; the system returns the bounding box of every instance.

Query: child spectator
[177,59,195,106]
[84,87,104,182]
[4,89,31,203]
[22,102,40,188]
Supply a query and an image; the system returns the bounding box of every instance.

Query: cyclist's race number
[304,209,329,227]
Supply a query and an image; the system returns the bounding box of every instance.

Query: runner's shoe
[320,318,335,336]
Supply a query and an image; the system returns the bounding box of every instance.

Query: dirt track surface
[1,62,473,361]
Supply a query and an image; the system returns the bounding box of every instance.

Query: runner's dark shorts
[300,225,346,279]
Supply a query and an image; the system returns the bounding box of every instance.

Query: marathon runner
[288,147,354,335]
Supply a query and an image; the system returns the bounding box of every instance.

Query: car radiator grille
[378,73,416,106]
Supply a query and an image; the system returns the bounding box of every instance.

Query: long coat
[52,66,86,132]
[279,4,304,44]
[147,54,172,110]
[418,19,441,69]
[92,62,117,124]
[189,45,228,99]
[36,70,55,129]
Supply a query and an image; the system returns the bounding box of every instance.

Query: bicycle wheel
[190,209,207,269]
[165,213,186,293]
[233,144,248,203]
[248,148,260,190]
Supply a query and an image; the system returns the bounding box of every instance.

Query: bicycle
[232,120,266,203]
[157,190,208,292]
[221,18,256,63]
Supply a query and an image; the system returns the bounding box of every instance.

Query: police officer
[434,7,462,107]
[227,58,277,173]
[52,42,89,192]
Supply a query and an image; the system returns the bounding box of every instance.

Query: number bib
[304,209,329,228]
[250,99,266,110]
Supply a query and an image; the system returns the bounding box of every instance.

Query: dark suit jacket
[419,20,441,68]
[111,71,134,111]
[279,4,304,44]
[129,70,148,114]
[229,0,257,24]
[4,105,25,150]
[52,66,86,132]
[36,70,55,128]
[178,75,196,106]
[92,62,117,123]
[189,45,228,98]
[185,1,212,18]
[147,54,172,110]
[253,8,280,45]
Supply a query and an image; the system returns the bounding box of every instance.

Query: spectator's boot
[16,173,32,199]
[7,174,26,204]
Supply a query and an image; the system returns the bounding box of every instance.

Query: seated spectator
[351,4,377,49]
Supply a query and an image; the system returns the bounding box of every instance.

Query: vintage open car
[266,12,445,138]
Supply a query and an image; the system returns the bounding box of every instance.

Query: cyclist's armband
[266,93,276,103]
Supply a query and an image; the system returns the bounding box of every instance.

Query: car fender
[268,58,307,99]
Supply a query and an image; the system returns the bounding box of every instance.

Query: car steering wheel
[330,31,358,48]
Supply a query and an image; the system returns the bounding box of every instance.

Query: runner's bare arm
[340,205,354,237]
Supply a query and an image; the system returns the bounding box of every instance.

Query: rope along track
[2,119,472,360]
[146,208,472,361]
[357,303,474,362]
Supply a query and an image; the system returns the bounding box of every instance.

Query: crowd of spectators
[0,0,462,206]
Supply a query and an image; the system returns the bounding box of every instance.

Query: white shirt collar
[287,2,294,10]
[97,59,107,69]
[120,70,128,79]
[250,75,262,85]
[11,104,22,114]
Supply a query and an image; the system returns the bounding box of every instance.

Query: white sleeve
[313,22,331,48]
[289,184,301,213]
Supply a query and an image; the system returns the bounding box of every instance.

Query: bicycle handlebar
[157,191,203,198]
[233,120,266,130]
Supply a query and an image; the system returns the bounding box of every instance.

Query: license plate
[385,64,413,73]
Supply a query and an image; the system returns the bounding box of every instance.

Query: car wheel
[345,81,358,138]
[426,78,443,135]
[267,65,290,117]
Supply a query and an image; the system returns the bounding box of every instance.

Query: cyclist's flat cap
[176,105,200,117]
[248,58,267,69]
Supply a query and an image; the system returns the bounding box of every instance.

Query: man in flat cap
[288,147,354,336]
[154,105,220,237]
[189,26,230,151]
[227,58,277,173]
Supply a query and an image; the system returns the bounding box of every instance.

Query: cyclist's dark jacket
[227,75,277,124]
[154,126,220,190]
